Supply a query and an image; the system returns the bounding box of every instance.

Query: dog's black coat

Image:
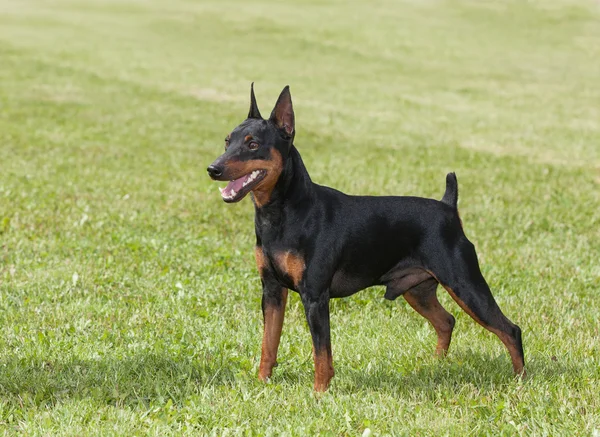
[208,85,525,391]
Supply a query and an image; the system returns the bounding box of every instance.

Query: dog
[207,84,525,391]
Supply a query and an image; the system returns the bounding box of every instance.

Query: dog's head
[207,84,295,206]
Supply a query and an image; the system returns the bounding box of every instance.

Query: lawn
[1,0,599,434]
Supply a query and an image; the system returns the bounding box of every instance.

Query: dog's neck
[253,145,314,227]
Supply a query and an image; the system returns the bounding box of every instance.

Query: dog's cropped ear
[269,86,294,137]
[248,82,262,119]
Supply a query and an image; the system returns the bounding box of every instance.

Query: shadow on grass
[330,350,581,396]
[0,351,580,407]
[0,353,241,407]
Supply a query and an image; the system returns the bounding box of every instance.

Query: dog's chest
[255,208,311,289]
[256,244,305,290]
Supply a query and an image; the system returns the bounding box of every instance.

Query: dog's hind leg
[403,278,455,357]
[429,239,525,375]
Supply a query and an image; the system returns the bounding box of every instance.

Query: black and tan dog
[207,85,525,391]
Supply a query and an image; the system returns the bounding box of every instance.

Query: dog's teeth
[243,171,259,188]
[230,189,236,197]
[218,187,224,194]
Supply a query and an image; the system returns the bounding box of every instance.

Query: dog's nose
[207,165,223,179]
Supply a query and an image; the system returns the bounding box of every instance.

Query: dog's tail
[441,172,458,208]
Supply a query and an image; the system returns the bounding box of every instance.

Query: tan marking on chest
[255,246,268,275]
[275,251,305,287]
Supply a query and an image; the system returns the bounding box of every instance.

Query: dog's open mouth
[219,170,266,203]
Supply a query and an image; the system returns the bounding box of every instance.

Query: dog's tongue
[220,175,247,198]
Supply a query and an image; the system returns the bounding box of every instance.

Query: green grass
[1,0,599,434]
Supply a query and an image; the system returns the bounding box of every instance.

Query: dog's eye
[224,138,230,150]
[248,141,259,151]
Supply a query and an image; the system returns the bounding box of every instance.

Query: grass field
[1,0,599,434]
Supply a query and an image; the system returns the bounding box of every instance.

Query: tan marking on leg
[251,149,283,208]
[275,251,305,288]
[443,285,525,375]
[313,346,334,392]
[258,289,288,381]
[404,290,454,357]
[255,246,267,275]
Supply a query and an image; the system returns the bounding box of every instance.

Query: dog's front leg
[258,283,288,381]
[301,290,334,392]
